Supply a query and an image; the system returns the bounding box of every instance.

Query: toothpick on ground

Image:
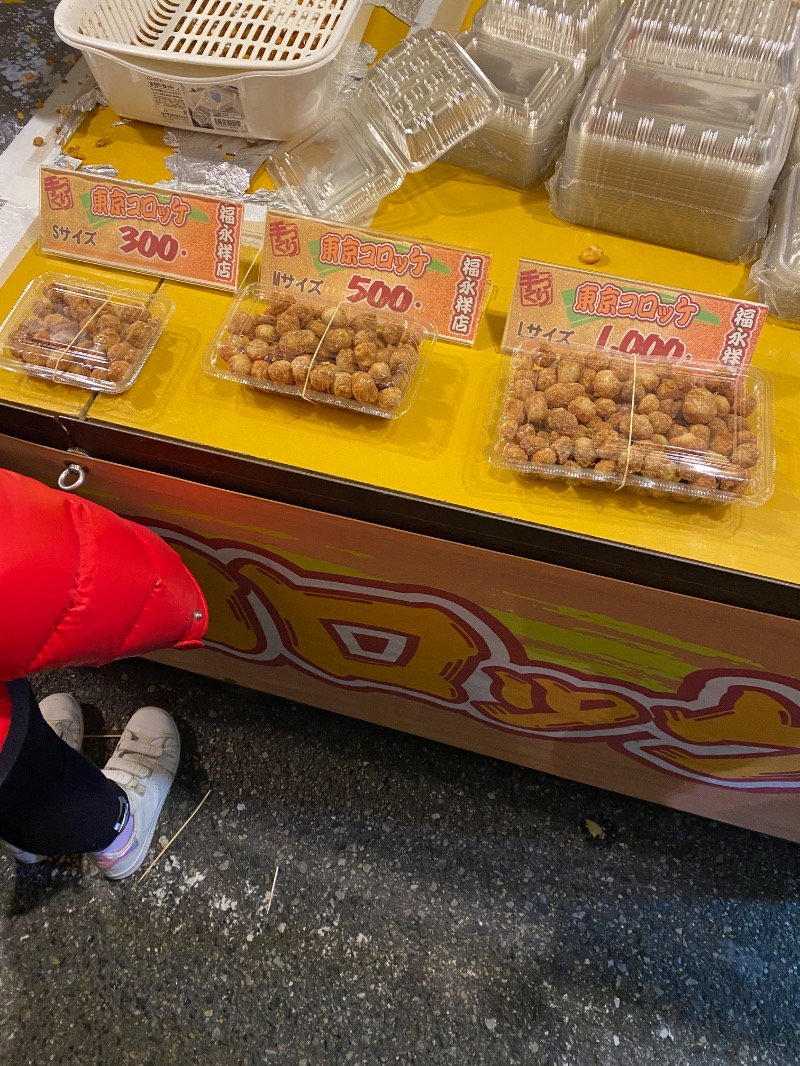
[266,865,280,915]
[138,789,212,883]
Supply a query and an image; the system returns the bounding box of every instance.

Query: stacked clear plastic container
[265,30,502,223]
[549,0,800,260]
[604,0,800,85]
[749,163,800,320]
[472,0,624,70]
[445,0,624,189]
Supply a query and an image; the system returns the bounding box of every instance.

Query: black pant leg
[0,679,127,856]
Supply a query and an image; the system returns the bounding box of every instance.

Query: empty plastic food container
[362,27,504,169]
[604,0,800,90]
[473,0,625,70]
[54,0,366,140]
[549,60,797,260]
[265,106,408,225]
[267,30,502,222]
[0,273,174,394]
[749,163,800,320]
[445,31,584,188]
[491,341,774,507]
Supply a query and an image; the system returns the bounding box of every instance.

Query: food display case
[2,5,800,843]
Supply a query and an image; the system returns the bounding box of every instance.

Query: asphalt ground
[0,0,77,153]
[0,658,797,1066]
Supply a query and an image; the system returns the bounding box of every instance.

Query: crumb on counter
[579,245,603,265]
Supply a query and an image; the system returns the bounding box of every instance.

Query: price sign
[260,212,492,345]
[39,167,243,290]
[502,260,767,375]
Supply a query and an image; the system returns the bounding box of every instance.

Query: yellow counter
[2,9,799,589]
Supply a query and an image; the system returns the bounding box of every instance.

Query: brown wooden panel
[4,432,800,841]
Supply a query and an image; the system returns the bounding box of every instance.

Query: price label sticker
[503,260,767,376]
[39,167,243,290]
[260,212,492,345]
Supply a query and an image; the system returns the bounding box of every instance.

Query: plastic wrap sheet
[747,246,795,320]
[0,199,38,278]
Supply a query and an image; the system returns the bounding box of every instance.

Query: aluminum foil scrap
[80,163,119,178]
[51,151,84,171]
[336,42,378,97]
[55,84,108,146]
[158,129,278,200]
[373,0,441,27]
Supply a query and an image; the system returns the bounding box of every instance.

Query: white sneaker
[3,693,85,865]
[91,707,181,881]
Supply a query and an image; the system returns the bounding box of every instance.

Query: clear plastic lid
[563,60,796,213]
[473,0,624,67]
[491,341,774,507]
[265,106,407,224]
[363,29,502,171]
[0,272,173,395]
[204,284,434,419]
[605,0,800,89]
[457,30,584,139]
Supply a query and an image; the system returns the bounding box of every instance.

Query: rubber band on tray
[300,299,345,405]
[237,238,263,291]
[614,347,638,491]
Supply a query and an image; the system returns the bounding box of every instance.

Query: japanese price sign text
[502,260,767,375]
[39,168,243,290]
[261,213,492,345]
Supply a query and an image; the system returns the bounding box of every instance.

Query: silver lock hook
[57,462,87,492]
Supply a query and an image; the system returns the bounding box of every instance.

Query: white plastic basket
[54,0,365,139]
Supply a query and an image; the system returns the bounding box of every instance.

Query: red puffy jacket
[0,471,207,748]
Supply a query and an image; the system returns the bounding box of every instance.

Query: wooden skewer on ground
[138,788,213,883]
[266,865,280,915]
